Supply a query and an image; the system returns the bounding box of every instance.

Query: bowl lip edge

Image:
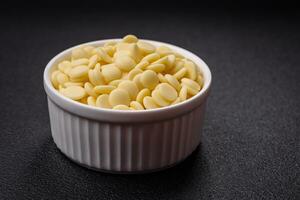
[43,39,212,121]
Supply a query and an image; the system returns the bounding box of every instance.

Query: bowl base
[58,145,199,174]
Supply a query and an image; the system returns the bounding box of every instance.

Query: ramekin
[43,39,212,173]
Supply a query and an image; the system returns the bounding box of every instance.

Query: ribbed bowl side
[48,98,206,172]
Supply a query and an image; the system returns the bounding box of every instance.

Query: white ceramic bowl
[44,39,212,173]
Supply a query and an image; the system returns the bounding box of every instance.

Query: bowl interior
[44,39,212,122]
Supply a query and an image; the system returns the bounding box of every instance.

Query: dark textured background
[0,5,299,200]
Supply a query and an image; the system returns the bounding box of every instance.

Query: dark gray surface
[0,10,299,199]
